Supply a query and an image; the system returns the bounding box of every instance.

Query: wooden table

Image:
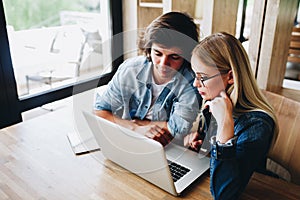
[1,104,300,200]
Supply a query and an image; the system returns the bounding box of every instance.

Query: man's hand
[134,124,173,146]
[94,110,173,146]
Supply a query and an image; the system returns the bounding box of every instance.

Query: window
[3,0,113,97]
[0,0,123,128]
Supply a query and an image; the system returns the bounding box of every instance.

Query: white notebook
[67,131,100,155]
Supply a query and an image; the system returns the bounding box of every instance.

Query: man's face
[150,43,184,84]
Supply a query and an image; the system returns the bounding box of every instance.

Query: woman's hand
[184,131,203,151]
[204,91,234,143]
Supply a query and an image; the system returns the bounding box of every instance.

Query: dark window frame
[0,0,123,128]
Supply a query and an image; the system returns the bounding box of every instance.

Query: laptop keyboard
[167,161,191,182]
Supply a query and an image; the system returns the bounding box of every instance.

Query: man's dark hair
[138,12,199,62]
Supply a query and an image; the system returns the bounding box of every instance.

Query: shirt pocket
[129,95,140,118]
[160,96,177,120]
[166,96,178,114]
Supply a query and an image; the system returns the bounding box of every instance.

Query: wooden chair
[286,25,300,80]
[288,26,300,63]
[262,90,300,185]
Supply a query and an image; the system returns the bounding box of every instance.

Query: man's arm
[94,110,137,130]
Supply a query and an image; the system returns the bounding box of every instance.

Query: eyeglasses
[193,71,228,87]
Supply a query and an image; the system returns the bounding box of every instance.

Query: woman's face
[191,54,230,101]
[151,43,184,84]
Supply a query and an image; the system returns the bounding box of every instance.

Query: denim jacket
[94,56,201,136]
[209,111,275,200]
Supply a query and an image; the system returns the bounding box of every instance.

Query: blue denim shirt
[94,56,201,136]
[209,111,275,200]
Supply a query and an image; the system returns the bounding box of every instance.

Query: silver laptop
[83,111,210,196]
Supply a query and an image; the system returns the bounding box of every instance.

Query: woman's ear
[227,70,234,85]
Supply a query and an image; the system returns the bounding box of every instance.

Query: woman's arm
[210,112,275,200]
[205,91,234,143]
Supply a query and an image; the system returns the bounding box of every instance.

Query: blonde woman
[184,32,277,199]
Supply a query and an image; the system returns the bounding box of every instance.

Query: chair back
[262,90,300,185]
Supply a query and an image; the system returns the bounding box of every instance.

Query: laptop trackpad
[164,143,207,161]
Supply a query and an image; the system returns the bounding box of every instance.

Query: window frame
[0,0,123,128]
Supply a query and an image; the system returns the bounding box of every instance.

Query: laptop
[83,111,210,196]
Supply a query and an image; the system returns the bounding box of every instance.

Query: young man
[94,12,201,146]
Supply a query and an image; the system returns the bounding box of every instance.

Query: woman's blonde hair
[193,32,278,140]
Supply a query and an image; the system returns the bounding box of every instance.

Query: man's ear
[227,70,234,84]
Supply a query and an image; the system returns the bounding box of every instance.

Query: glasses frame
[193,71,228,87]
